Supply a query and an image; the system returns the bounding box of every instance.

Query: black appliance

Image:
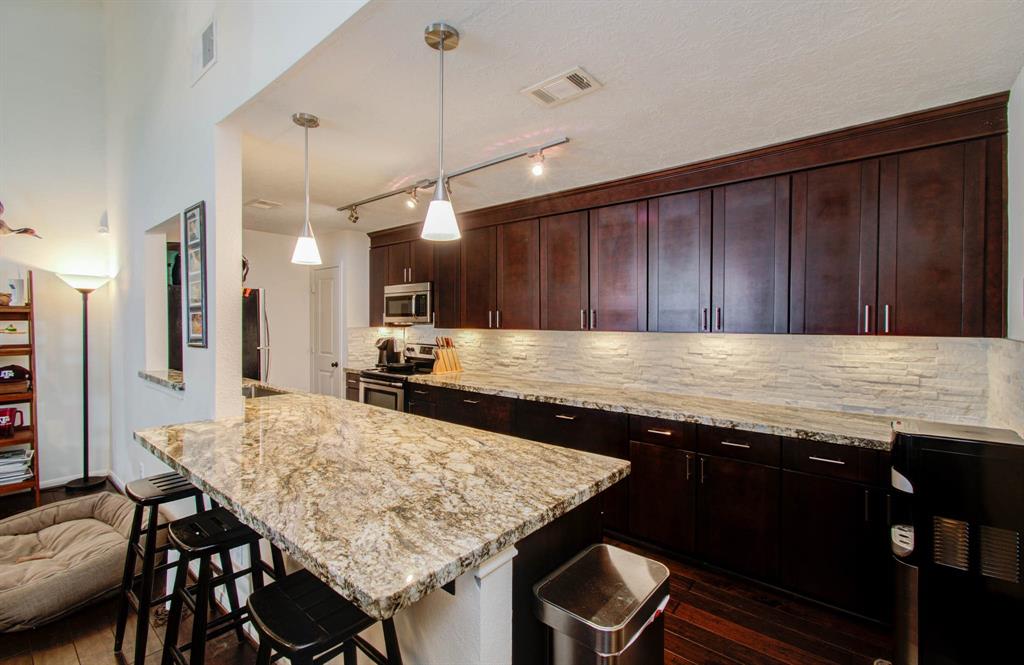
[375,337,401,368]
[891,420,1024,665]
[359,343,437,412]
[242,288,268,381]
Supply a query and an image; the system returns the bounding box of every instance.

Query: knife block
[432,347,463,373]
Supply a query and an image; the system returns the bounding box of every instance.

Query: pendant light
[420,22,461,242]
[291,112,322,265]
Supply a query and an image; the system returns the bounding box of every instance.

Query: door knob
[330,361,339,368]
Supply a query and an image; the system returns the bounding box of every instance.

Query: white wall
[319,229,370,368]
[0,1,113,486]
[1008,64,1024,341]
[242,229,310,391]
[102,0,366,487]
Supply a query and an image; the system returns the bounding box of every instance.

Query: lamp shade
[421,182,460,241]
[291,229,322,265]
[57,273,111,292]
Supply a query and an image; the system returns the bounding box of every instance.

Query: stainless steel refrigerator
[242,288,269,382]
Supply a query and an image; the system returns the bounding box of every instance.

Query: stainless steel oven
[383,282,431,325]
[359,376,406,412]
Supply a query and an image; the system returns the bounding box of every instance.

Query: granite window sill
[138,369,185,391]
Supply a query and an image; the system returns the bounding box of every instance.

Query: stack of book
[0,447,33,485]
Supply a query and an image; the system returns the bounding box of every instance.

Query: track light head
[406,188,418,209]
[348,207,359,224]
[530,151,545,177]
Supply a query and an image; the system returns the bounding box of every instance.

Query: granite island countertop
[133,392,629,619]
[409,371,899,450]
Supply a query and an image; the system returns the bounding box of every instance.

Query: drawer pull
[463,399,480,405]
[554,414,577,421]
[647,428,673,436]
[347,380,357,386]
[719,440,751,449]
[413,390,429,395]
[808,455,845,466]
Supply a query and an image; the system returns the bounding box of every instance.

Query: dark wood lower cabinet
[780,470,889,620]
[434,386,514,434]
[696,454,780,580]
[628,441,695,551]
[344,372,360,402]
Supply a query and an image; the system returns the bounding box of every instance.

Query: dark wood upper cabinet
[878,141,987,336]
[540,212,589,331]
[589,202,648,332]
[433,239,460,328]
[648,190,712,332]
[712,176,790,333]
[460,226,497,328]
[409,239,434,284]
[496,219,540,330]
[790,160,879,334]
[386,242,410,285]
[369,246,387,326]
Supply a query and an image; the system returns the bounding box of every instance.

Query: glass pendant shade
[291,222,322,265]
[421,183,460,241]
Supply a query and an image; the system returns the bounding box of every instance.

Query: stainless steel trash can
[534,543,670,664]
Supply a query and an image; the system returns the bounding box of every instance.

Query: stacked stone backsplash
[346,327,1024,427]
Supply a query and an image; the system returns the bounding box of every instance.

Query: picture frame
[182,201,208,347]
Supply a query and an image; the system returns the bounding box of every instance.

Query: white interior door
[311,267,341,396]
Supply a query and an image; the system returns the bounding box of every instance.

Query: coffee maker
[375,337,401,367]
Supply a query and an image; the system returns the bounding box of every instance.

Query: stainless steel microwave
[383,282,431,325]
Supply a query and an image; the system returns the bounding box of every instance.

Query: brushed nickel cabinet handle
[884,304,890,334]
[699,457,706,484]
[463,399,480,405]
[809,455,845,465]
[580,309,585,330]
[413,390,429,395]
[864,489,870,522]
[685,454,693,481]
[347,380,357,386]
[555,414,577,421]
[488,310,493,328]
[720,440,750,449]
[864,305,870,334]
[590,309,596,330]
[702,307,709,332]
[715,307,722,331]
[496,310,501,328]
[647,428,673,436]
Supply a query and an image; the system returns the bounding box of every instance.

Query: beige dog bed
[0,492,135,632]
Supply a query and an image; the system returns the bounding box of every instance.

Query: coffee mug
[0,408,24,438]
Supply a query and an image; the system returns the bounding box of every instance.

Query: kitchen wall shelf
[0,272,40,505]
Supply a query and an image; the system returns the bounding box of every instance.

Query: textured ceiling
[232,0,1024,235]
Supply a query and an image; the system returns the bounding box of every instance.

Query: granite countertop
[409,372,898,450]
[138,369,185,391]
[133,392,629,619]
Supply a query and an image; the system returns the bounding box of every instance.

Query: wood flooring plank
[665,627,743,665]
[665,612,788,665]
[0,632,33,659]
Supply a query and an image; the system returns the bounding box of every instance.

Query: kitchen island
[134,391,629,664]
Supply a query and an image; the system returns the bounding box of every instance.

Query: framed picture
[182,201,208,347]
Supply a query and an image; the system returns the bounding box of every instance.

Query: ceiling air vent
[245,198,282,210]
[522,67,601,107]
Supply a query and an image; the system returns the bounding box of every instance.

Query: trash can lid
[534,543,670,654]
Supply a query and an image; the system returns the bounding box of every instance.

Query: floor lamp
[57,273,111,491]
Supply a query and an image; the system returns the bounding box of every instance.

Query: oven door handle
[359,378,405,388]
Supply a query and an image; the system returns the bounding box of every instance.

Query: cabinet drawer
[345,373,360,402]
[514,400,628,460]
[698,426,780,466]
[406,384,439,404]
[782,438,882,484]
[435,387,514,434]
[629,416,696,450]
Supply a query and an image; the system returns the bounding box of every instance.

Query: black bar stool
[247,569,403,665]
[115,473,207,665]
[162,507,285,665]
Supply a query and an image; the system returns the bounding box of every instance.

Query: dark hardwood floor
[1,484,891,665]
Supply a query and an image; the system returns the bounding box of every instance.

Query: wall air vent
[933,516,970,571]
[980,525,1021,583]
[191,17,217,86]
[522,67,601,107]
[245,198,283,210]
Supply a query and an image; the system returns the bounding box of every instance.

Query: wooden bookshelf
[0,272,39,504]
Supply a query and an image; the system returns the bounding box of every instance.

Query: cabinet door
[369,246,387,326]
[496,219,540,329]
[433,239,460,328]
[697,455,779,580]
[878,141,986,336]
[435,387,513,434]
[386,242,410,285]
[540,212,589,330]
[589,202,647,331]
[460,226,497,328]
[790,161,879,334]
[410,239,434,284]
[648,191,711,332]
[780,471,888,618]
[629,441,696,552]
[711,176,790,333]
[406,399,436,418]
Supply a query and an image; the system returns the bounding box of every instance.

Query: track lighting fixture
[406,188,418,209]
[349,207,359,224]
[531,151,545,177]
